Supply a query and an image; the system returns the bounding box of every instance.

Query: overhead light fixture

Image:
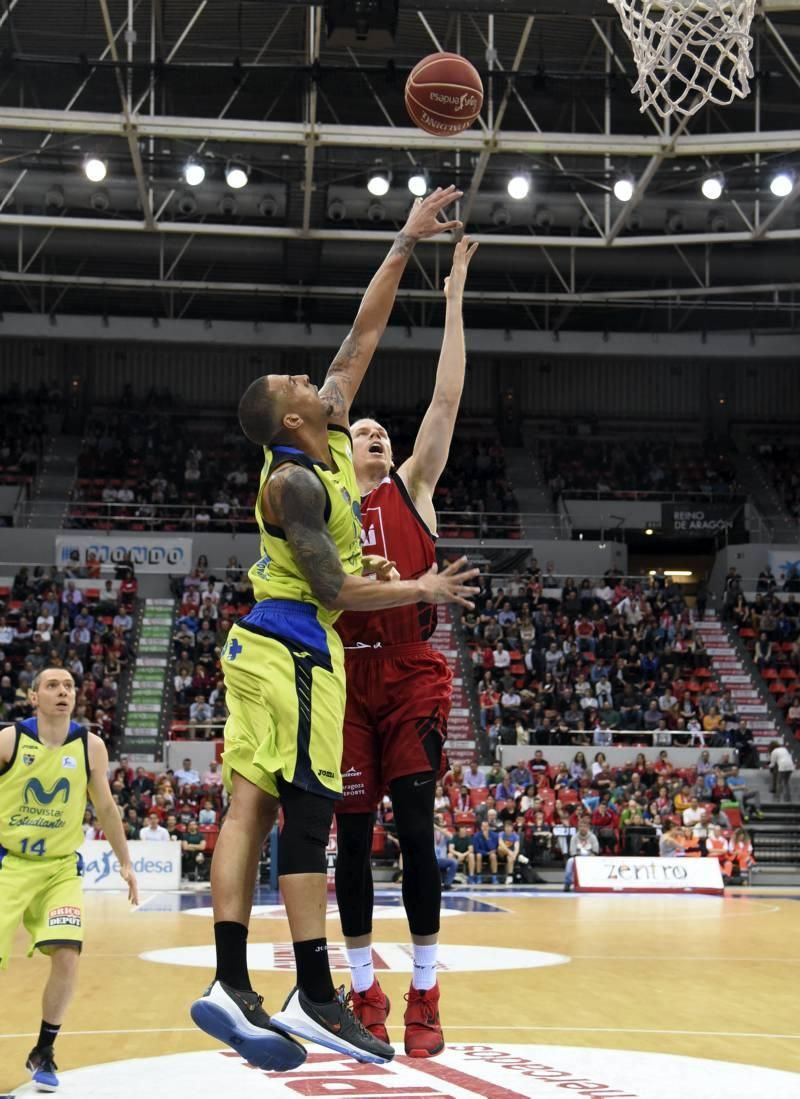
[666,210,685,233]
[218,194,238,215]
[225,162,249,190]
[89,189,110,212]
[534,206,554,230]
[367,169,390,197]
[84,156,107,183]
[507,173,530,200]
[709,211,728,233]
[770,170,794,198]
[492,204,511,227]
[367,200,386,222]
[178,192,198,216]
[644,527,654,536]
[649,569,693,577]
[327,197,346,221]
[45,186,64,210]
[407,172,428,197]
[257,194,278,217]
[183,158,206,187]
[701,174,724,200]
[613,176,634,202]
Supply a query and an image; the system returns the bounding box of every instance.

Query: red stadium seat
[468,787,489,808]
[199,825,220,853]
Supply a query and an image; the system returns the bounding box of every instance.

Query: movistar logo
[24,777,71,806]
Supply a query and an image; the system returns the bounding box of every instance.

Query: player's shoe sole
[271,986,394,1064]
[191,980,307,1071]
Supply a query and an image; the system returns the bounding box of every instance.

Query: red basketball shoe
[350,980,391,1044]
[403,982,445,1058]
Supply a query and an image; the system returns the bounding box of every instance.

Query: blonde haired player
[0,668,138,1091]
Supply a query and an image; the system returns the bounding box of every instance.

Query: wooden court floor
[2,886,799,1096]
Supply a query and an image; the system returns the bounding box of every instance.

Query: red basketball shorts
[337,642,452,813]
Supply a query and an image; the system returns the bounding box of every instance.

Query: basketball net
[608,0,757,118]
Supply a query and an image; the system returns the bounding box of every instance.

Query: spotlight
[367,170,390,197]
[89,189,110,212]
[367,201,386,222]
[257,194,278,217]
[709,211,728,233]
[45,186,64,210]
[84,156,107,183]
[701,174,724,200]
[183,158,206,187]
[507,173,530,200]
[534,206,554,230]
[644,527,654,536]
[613,176,634,202]
[225,162,249,190]
[491,204,511,227]
[666,210,685,233]
[770,170,794,198]
[407,173,428,197]
[327,197,346,221]
[218,193,238,215]
[177,192,198,216]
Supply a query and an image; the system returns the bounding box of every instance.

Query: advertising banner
[574,856,724,895]
[662,503,740,537]
[79,839,181,891]
[55,534,193,574]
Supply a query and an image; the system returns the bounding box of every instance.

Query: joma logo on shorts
[317,769,335,779]
[24,777,70,805]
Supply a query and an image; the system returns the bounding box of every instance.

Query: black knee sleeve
[334,812,376,938]
[390,772,441,937]
[277,778,334,877]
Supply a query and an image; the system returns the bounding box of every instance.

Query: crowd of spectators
[82,754,225,881]
[462,561,759,767]
[0,558,136,745]
[169,556,255,737]
[755,439,800,521]
[69,406,259,532]
[377,750,757,889]
[542,435,739,500]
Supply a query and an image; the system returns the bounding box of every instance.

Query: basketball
[405,51,483,136]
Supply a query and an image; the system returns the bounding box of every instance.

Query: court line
[3,1025,800,1041]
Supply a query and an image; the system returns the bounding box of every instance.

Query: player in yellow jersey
[191,186,479,1071]
[0,667,138,1091]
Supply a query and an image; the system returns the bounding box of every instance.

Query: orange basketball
[405,51,483,137]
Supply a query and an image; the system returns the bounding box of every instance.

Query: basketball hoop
[608,0,757,119]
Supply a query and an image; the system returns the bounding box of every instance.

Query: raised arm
[319,187,463,427]
[397,238,478,530]
[266,464,478,611]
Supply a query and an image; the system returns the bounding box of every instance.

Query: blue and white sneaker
[191,980,307,1071]
[26,1045,59,1092]
[271,985,394,1064]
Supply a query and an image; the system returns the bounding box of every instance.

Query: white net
[608,0,757,119]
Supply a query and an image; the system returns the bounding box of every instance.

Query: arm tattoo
[390,231,416,260]
[268,466,345,607]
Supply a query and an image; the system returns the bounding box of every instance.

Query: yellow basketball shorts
[221,599,346,800]
[0,849,84,968]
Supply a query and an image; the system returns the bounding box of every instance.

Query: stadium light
[613,176,634,202]
[183,158,206,187]
[701,174,724,200]
[407,172,428,197]
[225,162,249,190]
[507,173,530,200]
[84,156,107,183]
[367,170,390,197]
[770,170,795,198]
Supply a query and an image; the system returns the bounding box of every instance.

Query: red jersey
[336,473,437,647]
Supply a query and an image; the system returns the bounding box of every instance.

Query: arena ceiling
[0,0,800,336]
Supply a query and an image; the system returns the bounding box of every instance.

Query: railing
[18,501,571,540]
[562,489,744,502]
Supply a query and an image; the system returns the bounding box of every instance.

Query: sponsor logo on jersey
[22,753,36,766]
[23,777,71,806]
[62,755,78,769]
[48,905,82,928]
[316,768,335,779]
[341,766,362,778]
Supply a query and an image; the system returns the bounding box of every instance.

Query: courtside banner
[80,839,181,891]
[574,856,724,895]
[55,533,193,573]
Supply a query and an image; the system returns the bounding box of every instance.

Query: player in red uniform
[334,236,478,1058]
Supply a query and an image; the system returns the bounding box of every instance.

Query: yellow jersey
[248,425,363,628]
[0,719,89,860]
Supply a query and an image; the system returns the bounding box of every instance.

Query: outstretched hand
[444,236,479,299]
[403,185,464,240]
[418,556,480,609]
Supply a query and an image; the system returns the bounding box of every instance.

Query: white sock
[346,945,375,993]
[411,943,438,991]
